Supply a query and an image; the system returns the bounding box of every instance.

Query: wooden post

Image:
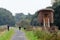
[43,18,47,30]
[48,18,50,27]
[43,18,45,27]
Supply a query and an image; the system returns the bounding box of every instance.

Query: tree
[30,11,41,26]
[17,19,30,28]
[53,5,60,29]
[15,13,26,23]
[51,0,60,29]
[0,8,15,26]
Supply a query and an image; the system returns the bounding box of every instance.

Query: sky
[0,0,52,16]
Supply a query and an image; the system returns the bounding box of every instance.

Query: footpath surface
[11,29,27,40]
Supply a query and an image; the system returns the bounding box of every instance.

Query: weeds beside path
[25,31,38,40]
[0,29,14,40]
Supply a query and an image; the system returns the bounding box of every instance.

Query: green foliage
[25,31,38,40]
[15,13,33,28]
[15,13,33,23]
[0,29,14,40]
[25,30,51,40]
[25,29,60,40]
[15,13,40,26]
[52,2,60,29]
[33,30,52,40]
[26,13,33,20]
[30,11,41,26]
[15,13,26,22]
[0,8,15,26]
[17,19,31,29]
[54,5,60,23]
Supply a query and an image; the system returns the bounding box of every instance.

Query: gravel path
[11,29,27,40]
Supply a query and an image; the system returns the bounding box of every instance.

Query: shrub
[25,28,60,40]
[33,30,53,40]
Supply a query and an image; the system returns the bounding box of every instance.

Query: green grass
[24,28,60,40]
[0,29,14,40]
[25,31,38,40]
[24,30,53,40]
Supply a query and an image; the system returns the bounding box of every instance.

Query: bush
[25,28,60,40]
[33,30,53,40]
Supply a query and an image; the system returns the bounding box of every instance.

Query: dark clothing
[19,27,21,30]
[7,25,9,31]
[24,28,26,30]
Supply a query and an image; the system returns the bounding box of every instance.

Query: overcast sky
[0,0,52,16]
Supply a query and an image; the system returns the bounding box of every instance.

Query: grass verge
[0,29,14,40]
[25,31,38,40]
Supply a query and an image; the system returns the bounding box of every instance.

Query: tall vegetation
[0,29,14,40]
[15,12,41,27]
[0,8,15,26]
[52,1,60,29]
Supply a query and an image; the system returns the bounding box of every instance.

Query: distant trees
[17,19,30,28]
[30,11,41,26]
[0,8,15,26]
[26,13,33,20]
[15,13,32,27]
[15,12,41,27]
[52,1,60,29]
[15,13,26,23]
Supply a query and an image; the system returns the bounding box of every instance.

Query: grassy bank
[25,31,38,40]
[0,29,14,40]
[25,30,60,40]
[25,30,53,40]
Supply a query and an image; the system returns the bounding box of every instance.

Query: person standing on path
[19,27,21,30]
[7,25,9,31]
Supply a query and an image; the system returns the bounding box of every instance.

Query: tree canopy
[0,8,15,26]
[52,1,60,29]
